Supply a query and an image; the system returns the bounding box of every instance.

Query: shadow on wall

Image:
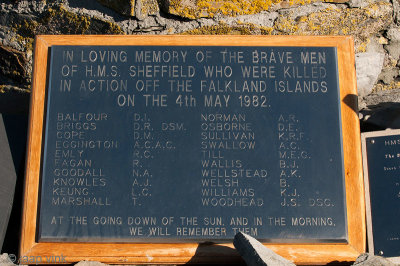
[67,0,130,22]
[326,260,354,266]
[184,242,245,265]
[0,110,29,255]
[360,102,400,132]
[342,93,400,132]
[343,94,359,115]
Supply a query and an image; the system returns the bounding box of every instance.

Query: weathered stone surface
[64,1,123,23]
[0,253,16,266]
[363,88,400,106]
[385,42,400,60]
[366,36,386,53]
[9,4,125,40]
[224,11,278,28]
[136,16,164,32]
[160,0,199,19]
[356,52,385,97]
[96,0,135,17]
[183,22,273,35]
[384,28,400,74]
[326,0,349,3]
[233,232,296,266]
[0,0,47,14]
[275,2,393,52]
[135,0,159,20]
[118,18,139,33]
[0,45,29,89]
[348,0,363,7]
[386,27,400,41]
[161,0,285,20]
[277,3,332,20]
[379,68,399,84]
[183,11,279,35]
[157,15,201,34]
[393,0,400,25]
[0,45,26,77]
[353,253,397,266]
[96,0,159,19]
[348,0,379,8]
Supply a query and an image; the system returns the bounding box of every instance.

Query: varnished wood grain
[20,35,365,265]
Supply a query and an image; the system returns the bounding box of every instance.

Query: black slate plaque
[38,45,347,243]
[363,130,400,257]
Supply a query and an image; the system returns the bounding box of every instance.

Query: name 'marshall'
[52,196,111,206]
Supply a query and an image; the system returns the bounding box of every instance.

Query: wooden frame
[21,35,365,265]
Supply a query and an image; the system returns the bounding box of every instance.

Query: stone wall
[0,0,400,128]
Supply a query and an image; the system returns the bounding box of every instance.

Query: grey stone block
[135,0,159,20]
[355,52,385,97]
[233,232,296,266]
[366,37,386,54]
[0,253,16,266]
[348,0,375,8]
[378,68,399,85]
[385,42,400,61]
[353,253,397,266]
[222,12,279,28]
[386,27,400,42]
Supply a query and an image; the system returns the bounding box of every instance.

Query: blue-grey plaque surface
[38,46,347,243]
[363,130,400,258]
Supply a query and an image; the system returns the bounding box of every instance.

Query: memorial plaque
[39,45,346,242]
[21,36,365,264]
[362,130,400,259]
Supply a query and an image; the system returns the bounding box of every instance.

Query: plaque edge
[361,129,400,259]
